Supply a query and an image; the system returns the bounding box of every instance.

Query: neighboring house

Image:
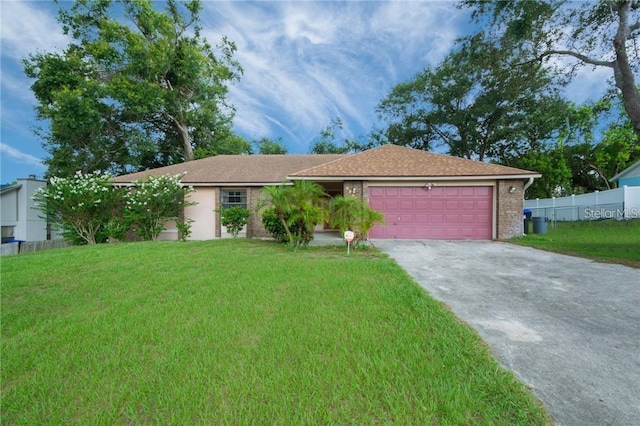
[112,144,541,240]
[610,160,640,188]
[0,175,51,243]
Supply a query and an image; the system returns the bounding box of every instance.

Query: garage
[288,144,540,240]
[368,186,493,239]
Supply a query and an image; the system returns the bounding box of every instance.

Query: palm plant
[258,181,328,247]
[259,184,295,244]
[328,195,384,243]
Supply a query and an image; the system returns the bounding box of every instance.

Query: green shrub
[261,207,310,243]
[258,181,327,247]
[176,218,194,242]
[219,206,250,237]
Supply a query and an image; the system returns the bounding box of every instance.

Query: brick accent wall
[496,180,525,240]
[214,187,221,238]
[343,181,368,200]
[247,187,269,238]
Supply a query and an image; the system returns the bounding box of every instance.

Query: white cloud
[0,1,69,59]
[198,1,470,150]
[0,143,45,169]
[566,66,613,105]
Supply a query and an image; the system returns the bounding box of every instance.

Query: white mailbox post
[344,230,355,255]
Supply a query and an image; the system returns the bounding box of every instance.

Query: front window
[221,190,247,209]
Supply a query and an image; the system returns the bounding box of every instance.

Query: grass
[2,239,549,425]
[512,219,640,268]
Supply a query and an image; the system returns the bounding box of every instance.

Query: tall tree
[309,118,373,154]
[194,132,252,158]
[253,137,288,155]
[24,0,241,177]
[562,96,640,192]
[502,143,572,198]
[376,34,568,161]
[462,0,640,141]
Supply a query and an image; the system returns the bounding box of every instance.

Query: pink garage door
[368,186,493,240]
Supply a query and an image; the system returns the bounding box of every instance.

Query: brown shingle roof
[112,154,348,185]
[290,144,539,178]
[112,145,539,185]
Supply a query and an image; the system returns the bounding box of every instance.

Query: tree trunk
[613,1,640,141]
[175,119,194,161]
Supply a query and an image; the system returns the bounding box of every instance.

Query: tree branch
[589,163,611,190]
[539,50,615,68]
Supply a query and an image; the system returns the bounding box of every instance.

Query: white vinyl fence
[524,186,640,221]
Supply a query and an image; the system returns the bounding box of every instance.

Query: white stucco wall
[185,188,217,240]
[1,177,48,242]
[157,220,179,241]
[1,187,19,223]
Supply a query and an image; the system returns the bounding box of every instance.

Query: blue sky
[0,1,611,184]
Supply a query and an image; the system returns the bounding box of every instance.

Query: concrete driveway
[373,240,640,426]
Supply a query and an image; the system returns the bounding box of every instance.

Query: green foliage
[105,217,131,243]
[124,174,196,241]
[328,195,385,243]
[561,94,640,193]
[376,33,568,161]
[176,219,194,242]
[33,171,198,244]
[504,143,572,199]
[23,0,242,177]
[32,171,124,245]
[193,133,252,158]
[309,118,374,154]
[254,137,288,155]
[462,0,640,141]
[261,207,288,242]
[261,207,309,243]
[258,181,327,247]
[219,206,250,237]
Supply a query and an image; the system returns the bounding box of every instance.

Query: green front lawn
[2,240,549,424]
[512,219,640,268]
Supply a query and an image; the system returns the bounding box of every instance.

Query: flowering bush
[32,171,125,244]
[124,174,195,241]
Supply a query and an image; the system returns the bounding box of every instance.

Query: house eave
[0,184,22,195]
[112,181,294,187]
[288,174,542,182]
[609,160,640,182]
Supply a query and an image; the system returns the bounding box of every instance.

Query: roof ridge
[289,143,539,177]
[291,152,354,175]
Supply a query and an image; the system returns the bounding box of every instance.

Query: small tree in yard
[258,181,328,248]
[124,174,195,241]
[261,207,311,243]
[33,171,124,245]
[328,195,384,244]
[219,206,250,237]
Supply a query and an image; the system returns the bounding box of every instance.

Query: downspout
[523,177,534,193]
